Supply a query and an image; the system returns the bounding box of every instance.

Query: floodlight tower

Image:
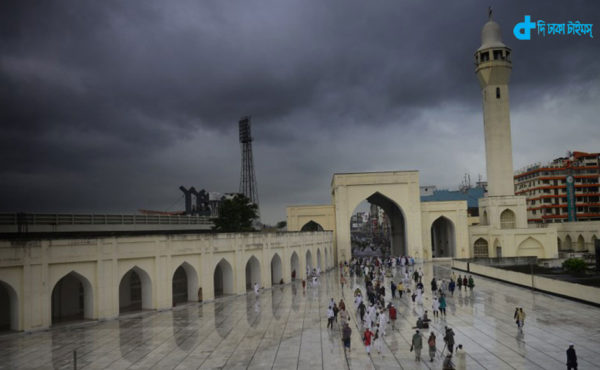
[238,116,260,215]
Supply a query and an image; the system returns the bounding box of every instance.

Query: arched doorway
[473,238,489,258]
[430,216,456,258]
[51,271,93,324]
[481,210,488,225]
[565,235,573,250]
[500,209,516,229]
[119,267,152,314]
[301,221,324,231]
[592,235,598,252]
[325,248,328,270]
[350,192,406,258]
[245,256,261,291]
[317,249,322,270]
[577,235,585,251]
[271,254,282,285]
[557,237,562,251]
[517,237,544,257]
[290,252,299,280]
[214,259,234,298]
[306,250,313,273]
[0,281,18,332]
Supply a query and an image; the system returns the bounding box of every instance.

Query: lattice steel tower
[238,116,259,213]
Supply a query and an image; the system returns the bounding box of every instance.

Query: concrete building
[515,151,600,224]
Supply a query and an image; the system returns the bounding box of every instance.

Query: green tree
[212,194,258,232]
[562,258,586,274]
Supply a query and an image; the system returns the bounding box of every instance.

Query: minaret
[475,13,514,197]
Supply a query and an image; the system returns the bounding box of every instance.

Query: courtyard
[0,262,598,369]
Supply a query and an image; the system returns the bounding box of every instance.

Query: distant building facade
[515,151,600,224]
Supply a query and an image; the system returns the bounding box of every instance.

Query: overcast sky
[1,1,599,224]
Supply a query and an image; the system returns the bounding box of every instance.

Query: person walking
[457,275,462,291]
[432,296,440,318]
[431,277,438,293]
[358,301,366,325]
[444,326,455,354]
[449,279,456,296]
[389,304,397,330]
[342,322,352,353]
[254,283,260,296]
[514,307,526,331]
[455,344,466,370]
[363,327,373,355]
[339,307,349,326]
[566,343,577,370]
[397,281,404,298]
[411,329,423,361]
[427,332,436,362]
[462,276,468,291]
[439,294,447,317]
[374,324,383,354]
[468,275,475,291]
[327,306,335,329]
[391,281,396,299]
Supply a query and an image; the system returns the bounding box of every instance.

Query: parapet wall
[451,259,600,306]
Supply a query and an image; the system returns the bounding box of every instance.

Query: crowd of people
[328,256,472,369]
[273,255,578,369]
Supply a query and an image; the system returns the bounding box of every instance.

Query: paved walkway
[1,262,599,369]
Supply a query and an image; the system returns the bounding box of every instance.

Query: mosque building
[288,15,599,262]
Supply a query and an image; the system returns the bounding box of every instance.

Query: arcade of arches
[0,231,333,331]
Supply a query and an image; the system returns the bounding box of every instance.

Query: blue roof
[420,187,485,208]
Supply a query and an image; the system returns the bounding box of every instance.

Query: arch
[306,250,313,273]
[350,192,407,257]
[51,271,93,324]
[172,262,200,306]
[592,235,598,252]
[245,255,261,291]
[564,235,573,250]
[317,248,322,270]
[493,238,502,258]
[517,237,544,257]
[473,238,489,258]
[430,216,456,258]
[301,220,324,232]
[481,210,488,225]
[576,235,585,251]
[271,253,283,285]
[325,248,328,270]
[500,209,516,229]
[557,237,562,251]
[290,251,299,280]
[214,258,234,298]
[0,280,18,332]
[119,266,153,314]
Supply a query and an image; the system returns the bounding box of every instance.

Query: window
[481,52,490,62]
[493,50,503,60]
[496,87,501,99]
[473,238,489,258]
[500,209,516,229]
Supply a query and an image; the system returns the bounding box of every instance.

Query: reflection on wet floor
[0,261,599,369]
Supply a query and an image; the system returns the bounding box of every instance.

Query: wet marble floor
[1,261,599,369]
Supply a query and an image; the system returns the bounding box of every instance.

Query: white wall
[0,231,333,331]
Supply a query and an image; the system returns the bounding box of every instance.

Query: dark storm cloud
[1,0,599,222]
